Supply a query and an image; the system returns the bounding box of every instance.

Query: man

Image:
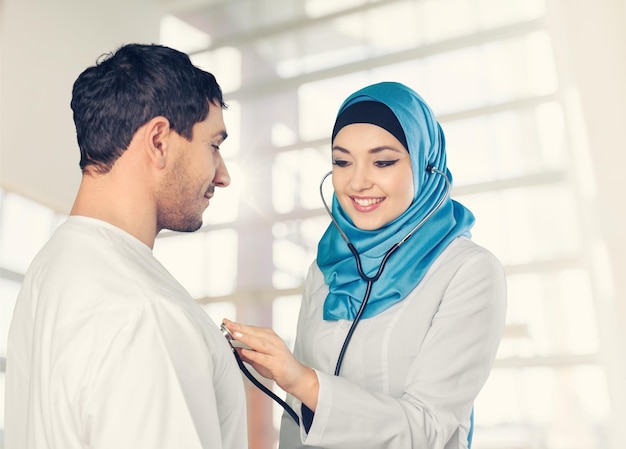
[5,43,247,449]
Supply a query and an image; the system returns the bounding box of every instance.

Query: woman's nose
[349,164,372,191]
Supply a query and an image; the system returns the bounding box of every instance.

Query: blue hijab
[318,82,475,321]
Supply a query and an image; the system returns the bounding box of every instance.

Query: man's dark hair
[70,43,226,173]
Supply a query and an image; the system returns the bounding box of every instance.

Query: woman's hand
[222,319,319,410]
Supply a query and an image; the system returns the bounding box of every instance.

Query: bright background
[2,1,625,448]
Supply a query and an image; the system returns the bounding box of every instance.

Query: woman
[224,81,507,449]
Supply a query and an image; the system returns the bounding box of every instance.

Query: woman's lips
[351,196,384,212]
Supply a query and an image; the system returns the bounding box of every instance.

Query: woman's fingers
[223,319,283,353]
[223,319,301,389]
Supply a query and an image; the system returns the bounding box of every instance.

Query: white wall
[0,0,165,214]
[546,1,626,447]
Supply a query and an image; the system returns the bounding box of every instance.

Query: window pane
[460,186,582,265]
[483,31,558,101]
[298,74,368,141]
[503,270,598,356]
[160,14,211,54]
[444,102,567,184]
[202,301,237,324]
[475,366,609,448]
[425,33,558,114]
[191,48,242,94]
[272,295,301,350]
[477,0,546,28]
[272,147,329,213]
[0,193,57,273]
[272,216,327,288]
[204,230,238,297]
[422,0,479,43]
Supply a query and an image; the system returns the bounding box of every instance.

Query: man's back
[5,215,247,449]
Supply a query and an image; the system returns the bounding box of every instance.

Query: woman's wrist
[290,366,319,411]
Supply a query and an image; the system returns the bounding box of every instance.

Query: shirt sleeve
[284,249,507,449]
[75,301,228,449]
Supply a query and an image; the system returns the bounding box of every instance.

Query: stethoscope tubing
[230,345,301,424]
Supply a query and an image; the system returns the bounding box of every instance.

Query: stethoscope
[320,164,450,376]
[223,164,451,426]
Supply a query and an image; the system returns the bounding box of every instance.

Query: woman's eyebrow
[332,145,349,154]
[368,146,403,154]
[332,145,403,154]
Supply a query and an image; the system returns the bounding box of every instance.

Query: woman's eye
[375,159,399,168]
[332,159,349,167]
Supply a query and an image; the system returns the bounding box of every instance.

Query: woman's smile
[351,196,385,212]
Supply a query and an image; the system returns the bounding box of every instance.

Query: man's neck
[70,171,158,248]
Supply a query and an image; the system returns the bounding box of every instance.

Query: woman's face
[332,123,414,230]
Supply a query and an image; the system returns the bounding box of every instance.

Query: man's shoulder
[22,217,185,313]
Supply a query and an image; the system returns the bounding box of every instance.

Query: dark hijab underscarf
[318,81,475,321]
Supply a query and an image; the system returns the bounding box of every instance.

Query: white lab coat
[5,216,248,449]
[279,237,507,449]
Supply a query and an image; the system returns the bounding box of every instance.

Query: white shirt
[279,237,507,449]
[5,216,248,449]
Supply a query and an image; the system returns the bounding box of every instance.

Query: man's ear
[144,116,172,169]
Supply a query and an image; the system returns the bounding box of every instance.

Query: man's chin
[161,217,203,234]
[178,221,203,233]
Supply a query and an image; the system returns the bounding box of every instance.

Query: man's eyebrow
[216,130,228,141]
